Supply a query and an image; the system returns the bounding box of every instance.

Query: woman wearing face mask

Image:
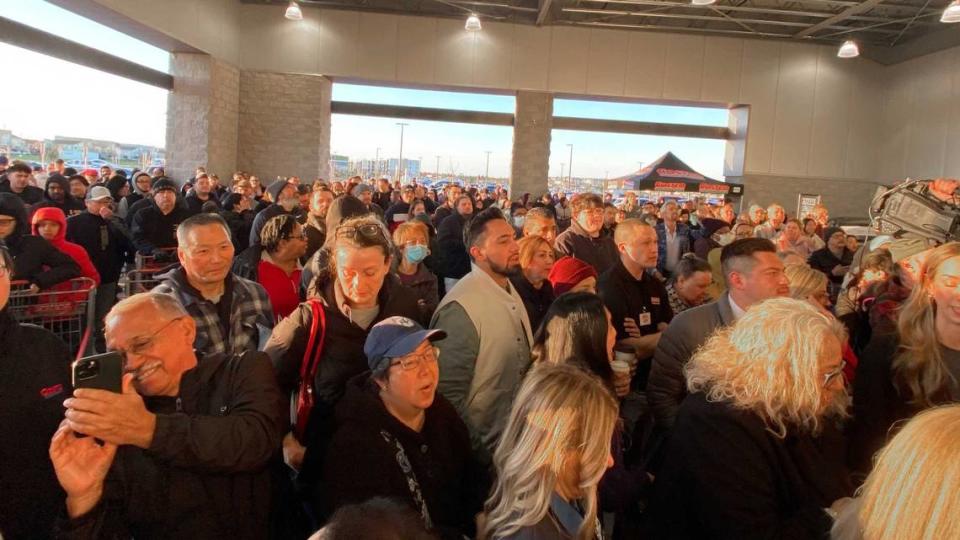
[265,215,422,512]
[393,221,439,323]
[692,218,732,260]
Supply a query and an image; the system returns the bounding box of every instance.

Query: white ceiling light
[465,13,482,31]
[942,0,960,23]
[837,40,860,58]
[691,0,717,5]
[285,1,303,20]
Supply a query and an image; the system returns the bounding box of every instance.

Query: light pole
[396,122,408,182]
[435,155,441,177]
[375,147,381,177]
[484,151,492,180]
[566,143,574,188]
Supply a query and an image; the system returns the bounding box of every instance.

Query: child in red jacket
[31,207,100,302]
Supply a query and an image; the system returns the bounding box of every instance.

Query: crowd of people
[1,153,960,540]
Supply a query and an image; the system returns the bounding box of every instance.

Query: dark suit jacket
[648,293,736,429]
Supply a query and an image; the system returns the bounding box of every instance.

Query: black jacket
[371,190,392,211]
[131,204,192,255]
[0,310,72,540]
[322,375,484,538]
[185,189,220,214]
[554,219,618,275]
[0,181,44,206]
[29,174,85,218]
[302,214,325,264]
[0,193,80,288]
[509,274,554,333]
[808,247,854,285]
[435,212,471,280]
[220,208,255,253]
[649,392,851,539]
[56,351,285,540]
[231,244,266,282]
[264,274,421,484]
[384,201,411,225]
[66,212,135,284]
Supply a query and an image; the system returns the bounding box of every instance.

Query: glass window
[334,83,515,114]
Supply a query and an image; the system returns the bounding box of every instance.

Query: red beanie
[548,256,598,296]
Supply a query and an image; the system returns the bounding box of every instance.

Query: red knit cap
[548,256,598,296]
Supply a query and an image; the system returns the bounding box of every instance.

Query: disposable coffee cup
[615,349,637,368]
[611,360,630,375]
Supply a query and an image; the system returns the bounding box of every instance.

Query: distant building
[330,154,350,178]
[387,158,421,181]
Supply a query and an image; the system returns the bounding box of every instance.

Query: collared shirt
[729,294,748,321]
[154,268,275,356]
[664,224,681,273]
[599,259,673,342]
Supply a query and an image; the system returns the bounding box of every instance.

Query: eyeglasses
[0,218,16,227]
[389,346,440,372]
[823,360,846,387]
[110,317,182,363]
[336,223,386,241]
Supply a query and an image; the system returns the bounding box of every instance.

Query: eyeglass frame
[335,223,387,241]
[388,345,440,372]
[823,360,846,387]
[109,317,184,365]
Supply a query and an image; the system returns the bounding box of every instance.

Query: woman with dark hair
[849,242,960,478]
[0,244,74,539]
[531,292,651,531]
[265,214,421,512]
[666,254,713,314]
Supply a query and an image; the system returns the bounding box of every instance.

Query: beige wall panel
[738,41,781,174]
[585,29,629,97]
[663,34,705,101]
[548,26,590,94]
[945,48,960,176]
[878,62,912,180]
[355,13,398,81]
[807,45,852,179]
[473,21,514,89]
[904,51,951,178]
[396,16,437,84]
[434,18,475,86]
[624,32,667,99]
[509,25,551,90]
[843,60,882,180]
[700,36,743,104]
[317,9,360,76]
[770,43,818,176]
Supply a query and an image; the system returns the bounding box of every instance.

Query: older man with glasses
[50,291,284,538]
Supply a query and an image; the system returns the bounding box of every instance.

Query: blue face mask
[405,244,429,264]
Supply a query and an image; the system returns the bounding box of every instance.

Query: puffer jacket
[0,193,80,288]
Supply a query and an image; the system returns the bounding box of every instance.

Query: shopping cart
[122,248,179,296]
[8,277,97,358]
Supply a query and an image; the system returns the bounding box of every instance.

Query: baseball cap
[86,185,114,202]
[364,316,447,371]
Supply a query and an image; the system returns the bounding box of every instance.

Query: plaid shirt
[154,268,274,356]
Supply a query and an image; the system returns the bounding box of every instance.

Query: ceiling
[246,0,960,62]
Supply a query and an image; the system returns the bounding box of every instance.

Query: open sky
[2,0,730,180]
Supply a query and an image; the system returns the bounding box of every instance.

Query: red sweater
[257,258,301,321]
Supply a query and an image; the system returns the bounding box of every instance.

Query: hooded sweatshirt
[32,207,101,286]
[28,174,84,219]
[248,180,303,247]
[0,193,80,289]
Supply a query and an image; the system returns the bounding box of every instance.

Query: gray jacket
[648,293,736,429]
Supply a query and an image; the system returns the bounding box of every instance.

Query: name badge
[650,297,661,306]
[638,312,653,327]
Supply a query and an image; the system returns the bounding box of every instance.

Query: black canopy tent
[616,152,744,199]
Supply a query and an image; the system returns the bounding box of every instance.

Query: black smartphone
[72,352,123,393]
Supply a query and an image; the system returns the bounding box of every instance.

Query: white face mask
[714,231,735,246]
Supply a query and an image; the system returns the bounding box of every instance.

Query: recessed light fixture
[691,0,717,5]
[942,0,960,23]
[465,13,482,31]
[837,40,860,58]
[285,1,303,20]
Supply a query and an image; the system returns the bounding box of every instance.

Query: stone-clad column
[510,91,553,198]
[237,71,332,183]
[165,53,239,183]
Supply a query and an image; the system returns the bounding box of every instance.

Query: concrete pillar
[510,90,553,198]
[237,71,332,184]
[165,53,239,183]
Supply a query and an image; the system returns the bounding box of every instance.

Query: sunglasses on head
[336,223,385,241]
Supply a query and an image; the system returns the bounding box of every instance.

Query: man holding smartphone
[49,292,285,538]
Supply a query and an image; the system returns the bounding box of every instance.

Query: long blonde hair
[684,297,848,438]
[784,263,828,299]
[893,242,960,406]
[481,364,618,540]
[858,405,960,540]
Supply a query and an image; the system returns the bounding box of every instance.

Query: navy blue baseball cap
[364,316,447,371]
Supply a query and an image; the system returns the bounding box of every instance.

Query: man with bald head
[599,219,673,378]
